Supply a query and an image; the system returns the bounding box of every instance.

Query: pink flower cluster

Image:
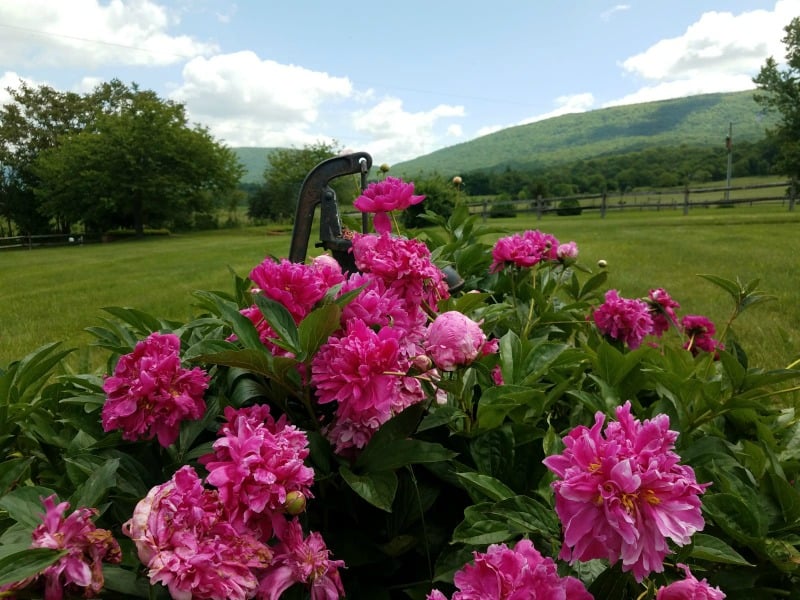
[1,495,121,600]
[490,229,574,272]
[424,311,498,372]
[126,405,344,599]
[543,402,709,582]
[593,288,724,355]
[657,563,725,599]
[353,176,425,234]
[426,538,592,599]
[102,331,209,447]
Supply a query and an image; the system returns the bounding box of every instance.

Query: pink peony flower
[102,332,209,447]
[124,465,272,600]
[249,257,345,323]
[656,563,725,599]
[647,288,681,337]
[426,538,592,599]
[681,315,724,357]
[311,319,425,454]
[425,311,495,371]
[353,176,425,234]
[490,229,560,273]
[592,290,655,349]
[2,495,122,600]
[258,518,345,600]
[543,402,708,582]
[200,405,315,537]
[491,364,505,386]
[557,240,579,261]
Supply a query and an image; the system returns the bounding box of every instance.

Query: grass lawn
[2,205,799,371]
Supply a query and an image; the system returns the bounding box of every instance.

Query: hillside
[231,146,282,184]
[391,90,776,177]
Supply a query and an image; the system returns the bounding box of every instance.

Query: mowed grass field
[2,205,799,370]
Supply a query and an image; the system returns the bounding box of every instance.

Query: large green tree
[30,82,243,235]
[249,141,361,222]
[754,16,800,182]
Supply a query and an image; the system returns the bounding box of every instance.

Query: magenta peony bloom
[249,256,345,324]
[425,311,495,371]
[311,319,425,454]
[592,290,655,349]
[353,176,425,234]
[681,315,724,357]
[102,332,209,447]
[258,518,345,600]
[1,495,122,600]
[543,402,708,582]
[657,563,725,599]
[490,229,560,273]
[426,538,592,599]
[648,288,681,337]
[200,405,315,537]
[124,465,272,600]
[557,240,579,262]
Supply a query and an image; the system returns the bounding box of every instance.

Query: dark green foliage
[402,173,458,228]
[556,198,582,216]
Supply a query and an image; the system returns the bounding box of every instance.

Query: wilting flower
[425,311,496,371]
[353,176,425,234]
[249,257,345,323]
[311,319,425,454]
[592,289,654,349]
[124,465,271,600]
[102,332,209,447]
[200,405,315,537]
[657,563,725,599]
[258,518,345,600]
[681,315,724,357]
[426,538,592,599]
[648,288,681,337]
[543,402,708,582]
[1,495,122,600]
[490,229,560,272]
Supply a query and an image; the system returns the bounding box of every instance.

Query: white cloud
[601,4,631,22]
[619,0,800,93]
[0,0,217,69]
[350,98,465,165]
[0,71,42,107]
[604,74,756,107]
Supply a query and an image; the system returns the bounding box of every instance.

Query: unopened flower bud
[597,259,608,269]
[412,354,433,372]
[452,176,463,186]
[284,491,307,515]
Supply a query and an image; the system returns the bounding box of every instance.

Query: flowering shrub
[0,173,799,599]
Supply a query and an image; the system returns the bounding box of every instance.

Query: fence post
[482,200,488,222]
[536,195,543,221]
[790,179,797,212]
[683,186,690,216]
[600,192,607,219]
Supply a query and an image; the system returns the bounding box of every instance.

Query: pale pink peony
[490,229,560,273]
[647,288,681,337]
[353,176,425,234]
[200,405,315,537]
[657,563,725,599]
[249,257,345,323]
[102,332,209,447]
[124,465,271,600]
[543,402,708,582]
[1,495,122,600]
[258,518,345,600]
[425,311,495,371]
[311,319,425,454]
[681,315,724,357]
[557,240,579,261]
[592,289,654,349]
[426,538,592,599]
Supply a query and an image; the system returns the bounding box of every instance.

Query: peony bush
[0,173,799,599]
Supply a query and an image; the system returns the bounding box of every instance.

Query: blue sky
[1,0,797,165]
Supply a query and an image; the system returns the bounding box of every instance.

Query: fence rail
[0,233,96,250]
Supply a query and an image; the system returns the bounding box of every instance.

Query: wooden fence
[466,180,796,220]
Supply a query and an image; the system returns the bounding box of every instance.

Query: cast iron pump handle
[288,151,373,269]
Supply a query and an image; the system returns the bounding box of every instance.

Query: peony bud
[284,491,307,515]
[597,259,608,269]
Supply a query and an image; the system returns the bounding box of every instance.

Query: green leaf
[70,457,119,510]
[254,294,301,354]
[298,304,341,358]
[339,467,397,512]
[101,565,151,597]
[451,503,514,545]
[0,547,67,587]
[356,439,457,473]
[195,290,264,351]
[0,458,33,495]
[489,495,560,539]
[698,273,743,298]
[455,472,515,502]
[0,486,57,529]
[689,533,753,566]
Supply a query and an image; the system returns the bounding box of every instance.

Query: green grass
[2,206,799,371]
